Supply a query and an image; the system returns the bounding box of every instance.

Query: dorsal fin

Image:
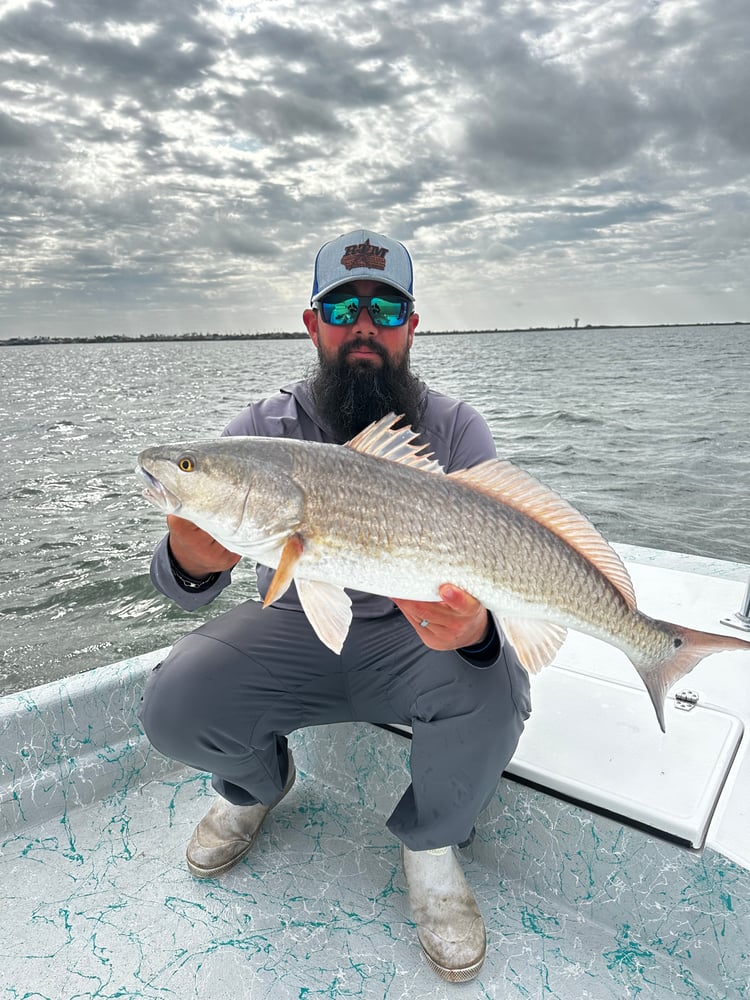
[346,413,444,475]
[448,460,637,610]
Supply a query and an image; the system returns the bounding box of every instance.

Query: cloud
[0,0,749,337]
[0,109,42,147]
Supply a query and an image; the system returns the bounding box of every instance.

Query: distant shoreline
[1,320,748,346]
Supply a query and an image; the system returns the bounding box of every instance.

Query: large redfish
[136,414,748,731]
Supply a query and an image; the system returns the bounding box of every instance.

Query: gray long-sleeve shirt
[150,379,497,616]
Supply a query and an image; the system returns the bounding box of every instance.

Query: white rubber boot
[186,753,296,878]
[401,844,486,982]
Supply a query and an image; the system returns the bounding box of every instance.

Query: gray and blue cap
[311,229,414,304]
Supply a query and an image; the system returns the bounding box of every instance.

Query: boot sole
[186,840,259,879]
[419,940,486,983]
[186,760,296,879]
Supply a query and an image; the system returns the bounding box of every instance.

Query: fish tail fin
[637,623,749,733]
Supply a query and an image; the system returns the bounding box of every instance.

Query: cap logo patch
[341,238,388,272]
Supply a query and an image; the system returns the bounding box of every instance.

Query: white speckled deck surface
[2,547,750,999]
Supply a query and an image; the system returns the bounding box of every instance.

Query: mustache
[339,337,389,361]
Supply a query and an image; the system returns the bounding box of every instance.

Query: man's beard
[307,338,425,442]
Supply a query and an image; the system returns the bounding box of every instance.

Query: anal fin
[263,533,304,608]
[296,579,353,655]
[500,618,568,674]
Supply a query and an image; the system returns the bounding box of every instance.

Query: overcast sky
[2,0,749,338]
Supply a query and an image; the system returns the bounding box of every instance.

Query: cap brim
[312,277,415,303]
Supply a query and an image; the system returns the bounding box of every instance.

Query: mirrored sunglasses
[318,293,411,328]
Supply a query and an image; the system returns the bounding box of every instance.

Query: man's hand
[167,514,241,579]
[392,584,490,651]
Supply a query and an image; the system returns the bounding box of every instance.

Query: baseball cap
[311,228,414,303]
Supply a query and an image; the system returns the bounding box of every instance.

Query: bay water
[1,325,748,696]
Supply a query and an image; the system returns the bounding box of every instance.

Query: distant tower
[573,318,580,329]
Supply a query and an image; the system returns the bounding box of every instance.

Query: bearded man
[139,229,530,983]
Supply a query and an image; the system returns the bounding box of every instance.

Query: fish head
[136,437,304,555]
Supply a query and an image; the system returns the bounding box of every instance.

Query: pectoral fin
[263,533,304,608]
[296,579,353,655]
[500,618,568,674]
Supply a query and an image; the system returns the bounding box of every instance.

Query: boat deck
[2,546,749,999]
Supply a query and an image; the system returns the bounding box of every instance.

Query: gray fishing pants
[138,601,531,851]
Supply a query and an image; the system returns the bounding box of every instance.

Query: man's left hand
[392,584,490,651]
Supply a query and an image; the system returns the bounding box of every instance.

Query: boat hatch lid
[507,664,743,848]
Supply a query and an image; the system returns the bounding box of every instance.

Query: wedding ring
[419,619,430,628]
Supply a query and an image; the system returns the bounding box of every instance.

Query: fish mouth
[135,465,182,514]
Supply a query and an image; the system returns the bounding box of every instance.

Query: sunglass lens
[322,296,359,325]
[370,296,409,326]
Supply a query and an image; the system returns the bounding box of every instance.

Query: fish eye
[178,455,195,473]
